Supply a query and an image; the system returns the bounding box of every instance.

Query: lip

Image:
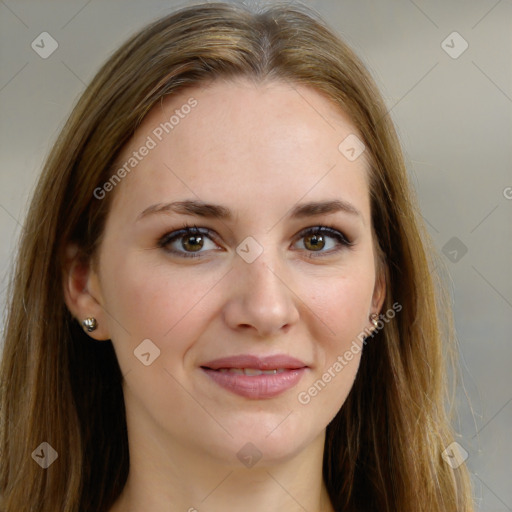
[201,354,308,371]
[200,354,309,400]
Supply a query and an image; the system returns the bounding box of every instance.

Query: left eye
[158,225,352,259]
[293,226,352,255]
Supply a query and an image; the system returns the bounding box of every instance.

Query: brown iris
[182,234,204,252]
[303,233,325,251]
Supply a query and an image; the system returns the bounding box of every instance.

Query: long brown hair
[0,2,473,511]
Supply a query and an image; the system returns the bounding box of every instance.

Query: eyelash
[157,223,354,259]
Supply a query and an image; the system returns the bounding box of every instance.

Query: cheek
[304,266,375,344]
[99,253,222,350]
[294,263,374,408]
[295,273,371,418]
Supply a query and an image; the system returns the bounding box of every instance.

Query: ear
[62,244,111,341]
[370,262,387,321]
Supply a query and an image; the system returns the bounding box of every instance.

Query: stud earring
[82,317,98,332]
[370,313,379,329]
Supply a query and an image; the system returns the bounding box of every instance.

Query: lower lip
[201,368,307,399]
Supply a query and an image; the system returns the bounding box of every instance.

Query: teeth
[244,368,264,376]
[216,368,286,375]
[218,368,244,374]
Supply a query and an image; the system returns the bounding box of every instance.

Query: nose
[222,249,300,338]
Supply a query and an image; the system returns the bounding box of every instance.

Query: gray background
[1,0,511,510]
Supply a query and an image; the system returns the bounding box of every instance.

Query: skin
[64,78,385,512]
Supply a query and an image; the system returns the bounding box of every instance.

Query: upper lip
[201,354,308,371]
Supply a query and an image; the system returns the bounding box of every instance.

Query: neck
[109,428,334,512]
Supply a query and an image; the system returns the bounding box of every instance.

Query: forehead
[108,78,370,223]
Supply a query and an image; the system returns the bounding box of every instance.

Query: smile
[200,354,309,399]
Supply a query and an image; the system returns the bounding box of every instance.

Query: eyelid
[158,225,221,254]
[294,225,354,246]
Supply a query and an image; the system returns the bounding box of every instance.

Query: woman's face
[81,78,384,465]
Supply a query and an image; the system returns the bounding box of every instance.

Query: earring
[82,317,98,332]
[370,313,379,329]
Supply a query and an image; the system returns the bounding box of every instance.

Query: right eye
[157,224,221,259]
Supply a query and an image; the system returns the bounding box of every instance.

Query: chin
[204,417,321,468]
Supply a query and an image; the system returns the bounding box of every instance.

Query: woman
[0,2,473,511]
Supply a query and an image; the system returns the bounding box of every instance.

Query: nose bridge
[224,239,299,335]
[245,252,286,299]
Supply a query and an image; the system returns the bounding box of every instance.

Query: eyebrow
[136,198,362,222]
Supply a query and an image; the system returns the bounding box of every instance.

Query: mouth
[200,354,309,399]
